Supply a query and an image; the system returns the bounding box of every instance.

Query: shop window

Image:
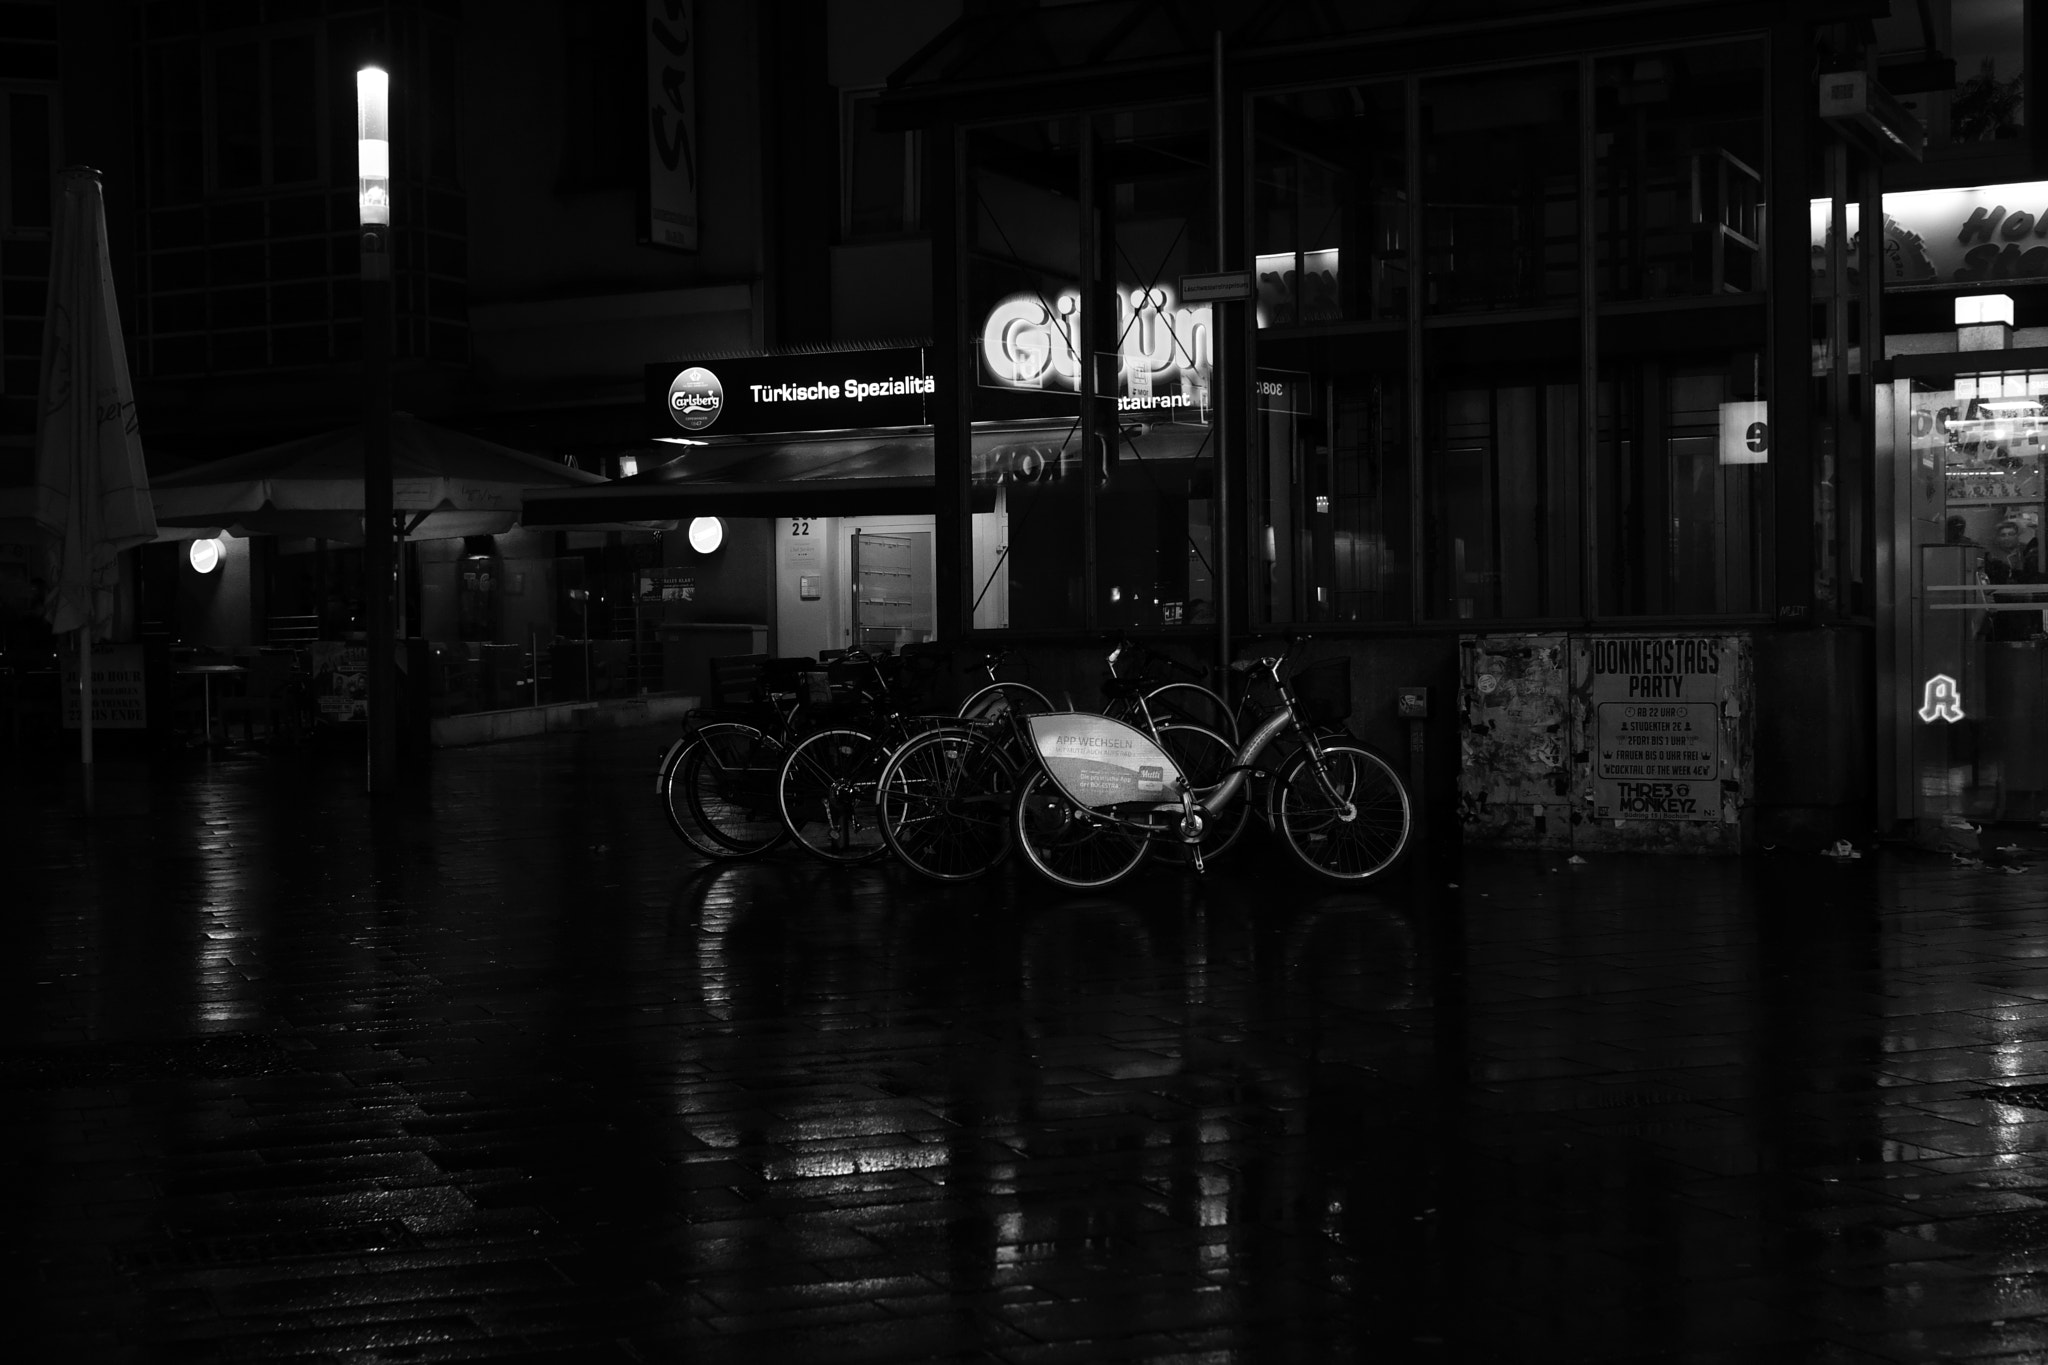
[1421,320,1583,620]
[965,117,1085,631]
[963,108,1217,633]
[1421,64,1578,314]
[843,89,920,239]
[1594,352,1770,616]
[1594,40,1766,301]
[1252,81,1405,327]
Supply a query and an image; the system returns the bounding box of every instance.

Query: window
[1594,329,1770,616]
[963,106,1219,633]
[1421,64,1578,314]
[1594,41,1766,300]
[1253,82,1407,327]
[1422,320,1583,620]
[206,30,323,193]
[843,89,920,239]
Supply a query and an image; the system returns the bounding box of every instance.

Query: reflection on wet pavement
[10,728,2048,1359]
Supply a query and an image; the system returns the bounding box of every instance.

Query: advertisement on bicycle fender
[1028,714,1184,810]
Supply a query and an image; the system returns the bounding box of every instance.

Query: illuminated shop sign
[1812,181,2048,286]
[645,347,934,438]
[978,285,1314,419]
[980,287,1213,416]
[1919,674,1964,723]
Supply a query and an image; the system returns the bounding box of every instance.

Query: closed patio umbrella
[31,167,158,778]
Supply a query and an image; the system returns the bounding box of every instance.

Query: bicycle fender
[655,735,690,794]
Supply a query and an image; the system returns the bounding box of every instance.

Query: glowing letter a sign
[1919,674,1965,723]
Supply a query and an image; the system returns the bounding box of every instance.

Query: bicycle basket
[1290,657,1352,725]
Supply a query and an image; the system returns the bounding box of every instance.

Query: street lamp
[358,64,396,792]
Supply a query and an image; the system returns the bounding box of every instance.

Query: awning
[518,421,1216,525]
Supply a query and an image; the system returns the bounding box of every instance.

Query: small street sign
[1178,270,1253,302]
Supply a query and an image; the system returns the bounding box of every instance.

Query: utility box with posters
[1458,632,1752,853]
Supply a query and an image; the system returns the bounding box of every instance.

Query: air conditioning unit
[1818,70,1926,162]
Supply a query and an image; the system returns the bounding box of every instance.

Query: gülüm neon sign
[981,287,1213,413]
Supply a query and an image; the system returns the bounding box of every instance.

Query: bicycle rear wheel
[1011,768,1151,891]
[958,681,1054,722]
[669,723,790,859]
[1272,741,1412,882]
[778,728,891,864]
[877,728,1016,881]
[1141,682,1238,746]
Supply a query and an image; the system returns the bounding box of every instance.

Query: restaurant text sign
[1588,637,1729,822]
[647,347,934,437]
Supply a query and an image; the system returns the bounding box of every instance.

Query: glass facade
[964,107,1220,633]
[1233,40,1772,632]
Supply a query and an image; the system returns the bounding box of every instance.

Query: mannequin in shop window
[1979,518,2044,640]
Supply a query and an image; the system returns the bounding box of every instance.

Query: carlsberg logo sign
[667,367,724,432]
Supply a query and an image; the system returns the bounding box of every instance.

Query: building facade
[879,0,2041,852]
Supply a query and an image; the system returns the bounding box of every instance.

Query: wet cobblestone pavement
[14,729,2048,1362]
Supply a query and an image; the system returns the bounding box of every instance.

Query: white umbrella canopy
[151,412,615,544]
[31,169,157,634]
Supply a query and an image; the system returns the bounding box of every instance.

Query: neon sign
[980,287,1212,413]
[1919,674,1965,723]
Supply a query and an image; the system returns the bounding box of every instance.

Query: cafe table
[177,662,247,747]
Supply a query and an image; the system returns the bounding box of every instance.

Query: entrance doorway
[1901,366,2048,824]
[773,514,936,661]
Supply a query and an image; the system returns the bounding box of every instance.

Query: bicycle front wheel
[670,723,790,859]
[778,728,891,864]
[1012,768,1151,891]
[877,728,1017,881]
[1272,741,1412,882]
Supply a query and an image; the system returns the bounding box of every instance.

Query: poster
[309,641,368,722]
[59,645,146,729]
[1027,713,1179,809]
[1587,637,1728,822]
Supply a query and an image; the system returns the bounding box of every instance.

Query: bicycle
[1010,651,1413,891]
[776,649,953,864]
[655,656,827,859]
[874,645,1242,882]
[1099,637,1238,745]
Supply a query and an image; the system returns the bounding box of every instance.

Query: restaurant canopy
[518,421,1216,526]
[151,413,612,543]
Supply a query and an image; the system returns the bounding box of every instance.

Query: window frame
[200,24,328,197]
